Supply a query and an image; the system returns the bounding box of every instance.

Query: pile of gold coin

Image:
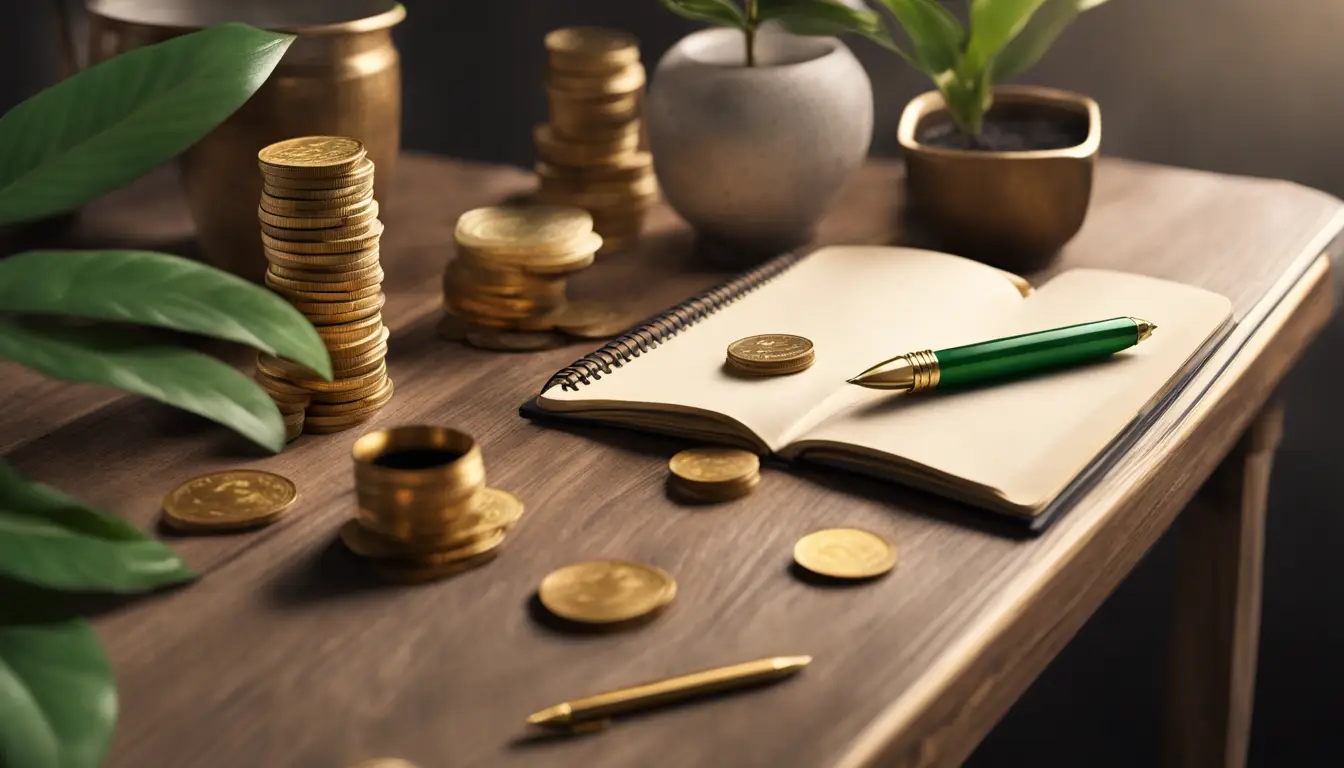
[339,426,525,583]
[793,528,898,580]
[534,27,657,255]
[667,447,761,503]
[538,559,676,627]
[161,469,298,533]
[443,204,624,350]
[726,334,816,377]
[254,136,393,439]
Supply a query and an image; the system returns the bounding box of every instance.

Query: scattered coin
[726,334,816,376]
[162,469,297,532]
[793,528,898,580]
[538,560,676,625]
[667,446,762,503]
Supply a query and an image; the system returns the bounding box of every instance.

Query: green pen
[846,317,1157,392]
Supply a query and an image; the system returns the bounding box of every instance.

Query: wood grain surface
[2,154,1339,768]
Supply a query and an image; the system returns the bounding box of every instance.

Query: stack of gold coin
[254,136,393,437]
[534,27,657,256]
[538,560,677,628]
[339,426,525,583]
[667,447,761,503]
[443,204,602,350]
[726,334,816,377]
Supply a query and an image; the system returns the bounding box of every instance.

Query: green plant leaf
[872,0,965,76]
[0,620,115,768]
[0,319,286,453]
[0,459,194,593]
[990,0,1079,81]
[0,250,332,380]
[0,23,293,225]
[965,0,1048,71]
[660,0,748,28]
[765,0,893,48]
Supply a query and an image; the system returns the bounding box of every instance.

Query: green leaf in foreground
[661,0,748,28]
[0,459,193,593]
[0,23,294,225]
[0,620,116,768]
[0,319,286,453]
[767,0,897,49]
[0,250,332,380]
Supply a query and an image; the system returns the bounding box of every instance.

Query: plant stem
[745,0,758,67]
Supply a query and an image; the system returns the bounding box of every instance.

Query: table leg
[1164,400,1284,768]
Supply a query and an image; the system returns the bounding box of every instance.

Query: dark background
[6,1,1343,765]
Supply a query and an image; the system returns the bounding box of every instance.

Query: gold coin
[533,124,637,166]
[261,192,375,216]
[544,62,646,97]
[258,136,365,175]
[727,334,814,371]
[290,292,384,316]
[270,262,384,284]
[303,413,378,434]
[310,369,389,403]
[161,469,297,532]
[727,356,814,377]
[262,158,374,190]
[552,119,642,145]
[538,560,676,624]
[331,351,387,379]
[342,494,519,558]
[535,152,652,183]
[455,205,593,256]
[546,90,639,115]
[260,219,377,242]
[267,281,383,303]
[257,200,380,230]
[263,178,375,201]
[265,249,382,274]
[545,27,640,72]
[257,354,383,392]
[669,447,760,486]
[669,473,760,504]
[517,247,597,276]
[535,186,657,213]
[307,297,386,326]
[255,370,310,397]
[307,377,394,415]
[464,329,565,352]
[327,325,389,359]
[596,235,637,257]
[369,546,502,584]
[261,384,310,405]
[538,168,653,197]
[554,300,630,339]
[316,313,385,342]
[793,528,897,580]
[261,222,382,255]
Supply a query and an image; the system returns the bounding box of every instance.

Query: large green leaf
[990,0,1079,81]
[873,0,965,76]
[0,459,193,593]
[965,0,1048,71]
[0,319,286,453]
[0,250,332,380]
[0,24,293,225]
[660,0,748,28]
[766,0,897,49]
[0,620,115,768]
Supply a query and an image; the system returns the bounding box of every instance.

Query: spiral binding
[541,252,802,393]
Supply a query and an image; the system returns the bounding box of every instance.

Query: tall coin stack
[340,426,525,583]
[533,27,657,256]
[442,205,601,350]
[253,136,393,439]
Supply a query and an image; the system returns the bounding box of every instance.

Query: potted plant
[648,1,894,258]
[880,0,1111,270]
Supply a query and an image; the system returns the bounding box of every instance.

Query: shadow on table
[264,535,406,606]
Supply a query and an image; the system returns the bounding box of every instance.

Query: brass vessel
[898,85,1100,272]
[351,426,486,541]
[86,0,405,281]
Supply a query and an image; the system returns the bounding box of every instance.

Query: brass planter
[898,85,1100,272]
[86,0,405,281]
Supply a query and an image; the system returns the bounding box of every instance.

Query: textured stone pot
[898,85,1100,272]
[646,28,873,259]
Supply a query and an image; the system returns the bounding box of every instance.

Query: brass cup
[351,426,486,541]
[898,85,1101,272]
[86,0,405,282]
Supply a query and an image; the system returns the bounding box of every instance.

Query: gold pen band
[846,350,940,392]
[905,349,940,393]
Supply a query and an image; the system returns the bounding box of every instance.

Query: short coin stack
[667,447,761,503]
[534,27,657,256]
[253,136,393,437]
[442,205,603,350]
[340,426,525,583]
[726,334,816,377]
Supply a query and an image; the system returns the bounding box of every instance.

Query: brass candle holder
[342,426,525,583]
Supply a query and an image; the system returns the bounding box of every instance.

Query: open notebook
[525,246,1233,529]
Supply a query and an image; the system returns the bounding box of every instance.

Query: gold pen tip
[526,703,572,727]
[776,655,813,670]
[1132,317,1157,344]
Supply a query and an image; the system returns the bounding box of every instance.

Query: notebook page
[541,246,1026,449]
[790,269,1233,510]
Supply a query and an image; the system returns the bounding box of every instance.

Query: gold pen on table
[526,655,812,729]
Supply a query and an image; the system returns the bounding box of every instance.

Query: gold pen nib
[526,703,573,727]
[773,655,813,671]
[847,356,916,390]
[1131,317,1157,343]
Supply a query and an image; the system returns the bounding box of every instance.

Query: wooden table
[4,154,1339,768]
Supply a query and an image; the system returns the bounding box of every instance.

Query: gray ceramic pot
[646,27,873,257]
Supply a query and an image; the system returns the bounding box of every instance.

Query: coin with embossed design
[162,470,297,532]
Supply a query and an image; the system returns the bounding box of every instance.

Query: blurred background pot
[86,0,404,281]
[899,85,1100,273]
[646,27,872,261]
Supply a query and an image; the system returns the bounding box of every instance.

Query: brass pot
[86,0,404,281]
[898,85,1100,272]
